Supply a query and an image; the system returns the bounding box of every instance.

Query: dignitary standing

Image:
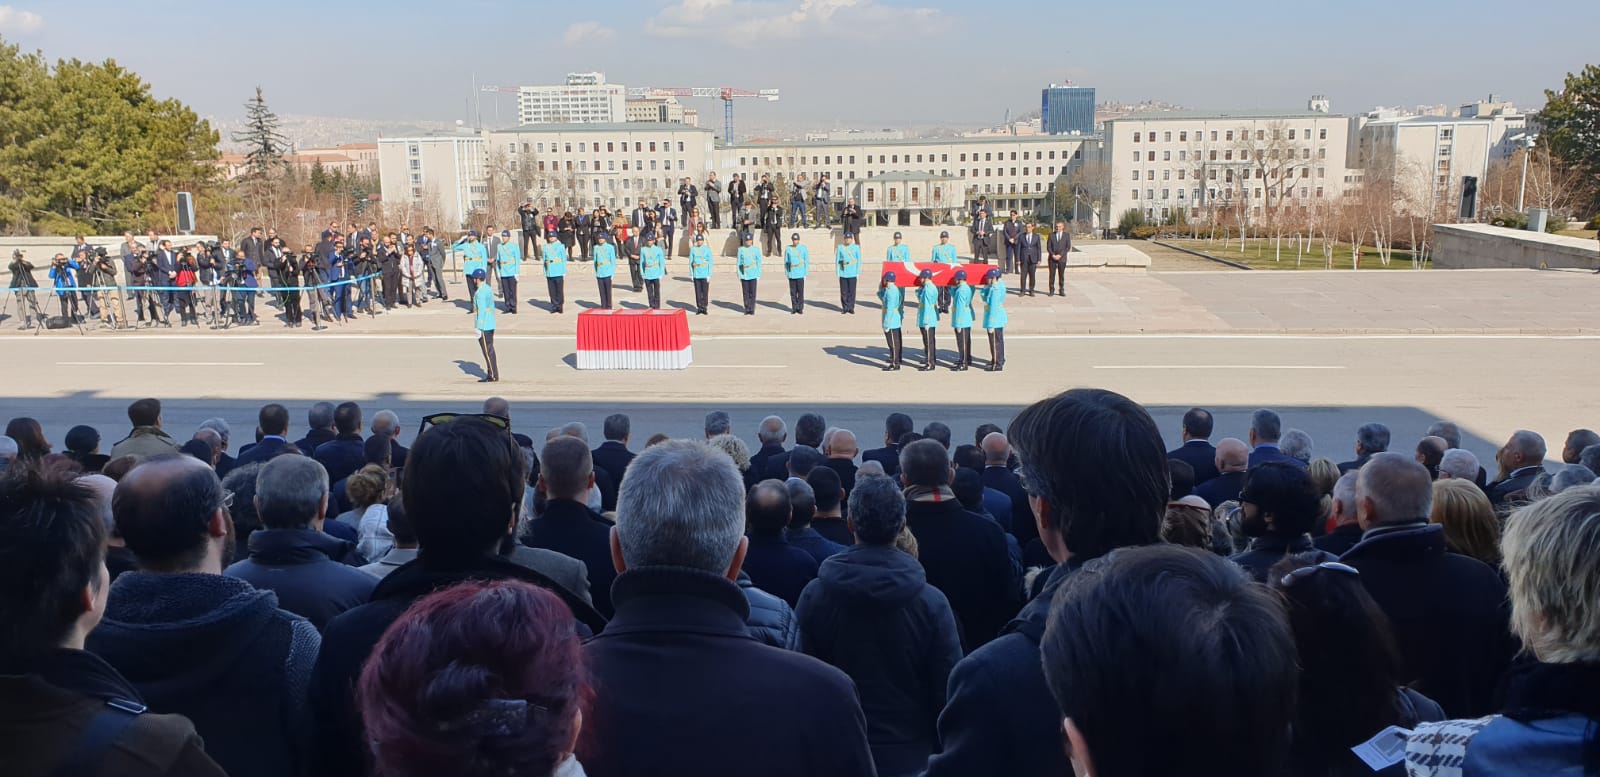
[1018,224,1041,297]
[517,200,540,257]
[970,209,995,264]
[591,232,617,309]
[879,272,904,371]
[948,269,975,371]
[916,270,940,372]
[1001,211,1023,274]
[784,232,809,314]
[813,174,831,228]
[541,232,567,314]
[623,231,644,291]
[471,269,499,382]
[835,232,862,314]
[640,235,666,310]
[704,172,722,229]
[496,230,522,313]
[737,232,762,316]
[980,268,1007,371]
[689,233,713,315]
[1047,220,1071,296]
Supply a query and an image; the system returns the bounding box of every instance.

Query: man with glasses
[1227,461,1333,582]
[87,455,319,777]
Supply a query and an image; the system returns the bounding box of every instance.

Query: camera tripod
[1,288,54,335]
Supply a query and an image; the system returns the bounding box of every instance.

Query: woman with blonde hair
[1429,478,1501,569]
[1307,457,1340,533]
[706,433,752,475]
[347,463,396,562]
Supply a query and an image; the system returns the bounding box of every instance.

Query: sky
[2,0,1595,131]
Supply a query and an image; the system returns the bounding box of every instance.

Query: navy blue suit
[861,444,901,476]
[313,435,366,485]
[1168,439,1220,485]
[1249,444,1307,470]
[741,531,819,607]
[233,436,301,468]
[521,499,617,618]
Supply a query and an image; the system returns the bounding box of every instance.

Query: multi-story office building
[625,96,686,124]
[516,72,628,125]
[376,134,488,229]
[1042,85,1096,135]
[1352,115,1495,214]
[484,122,719,213]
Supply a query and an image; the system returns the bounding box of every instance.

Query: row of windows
[513,159,690,173]
[735,148,1080,167]
[1129,186,1325,201]
[1130,167,1326,181]
[1132,128,1330,143]
[1132,148,1328,162]
[512,141,690,155]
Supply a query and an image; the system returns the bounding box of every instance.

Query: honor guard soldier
[915,270,940,371]
[878,271,904,371]
[495,230,522,313]
[689,233,713,315]
[783,232,809,314]
[980,268,1008,371]
[541,232,568,314]
[737,232,762,316]
[640,235,666,309]
[948,269,975,371]
[471,268,499,383]
[455,230,489,299]
[835,232,862,314]
[591,232,617,309]
[931,230,958,313]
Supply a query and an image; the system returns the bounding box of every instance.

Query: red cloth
[879,262,987,287]
[576,309,690,352]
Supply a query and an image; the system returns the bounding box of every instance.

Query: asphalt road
[4,332,1594,469]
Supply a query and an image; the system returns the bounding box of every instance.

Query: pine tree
[232,86,287,181]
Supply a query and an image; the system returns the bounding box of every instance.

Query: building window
[1049,166,1056,174]
[959,168,966,176]
[634,142,642,152]
[892,155,898,163]
[1011,168,1017,176]
[1147,151,1155,161]
[960,153,967,162]
[941,154,948,162]
[1131,189,1139,200]
[917,154,924,162]
[1163,151,1171,161]
[1224,150,1233,160]
[1134,132,1142,142]
[1162,189,1170,199]
[1319,128,1327,140]
[1211,131,1219,141]
[1132,151,1141,161]
[1179,131,1187,141]
[1010,152,1017,161]
[1132,170,1140,181]
[866,189,875,203]
[1163,131,1172,142]
[1288,129,1297,140]
[1163,170,1171,180]
[1177,169,1185,180]
[678,142,685,152]
[985,153,992,161]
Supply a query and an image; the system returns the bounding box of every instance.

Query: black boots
[883,330,902,371]
[985,330,1006,371]
[920,328,937,371]
[953,329,971,371]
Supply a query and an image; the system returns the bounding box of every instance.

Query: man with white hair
[748,416,788,490]
[369,410,406,469]
[580,440,875,777]
[1279,428,1315,464]
[1340,452,1514,717]
[1312,471,1362,555]
[1437,448,1481,482]
[197,417,236,475]
[1487,430,1547,507]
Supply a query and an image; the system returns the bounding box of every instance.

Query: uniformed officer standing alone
[737,233,762,316]
[878,271,903,371]
[784,233,809,314]
[471,268,499,383]
[496,230,522,313]
[541,232,567,314]
[835,232,861,314]
[591,232,617,309]
[689,233,713,315]
[640,235,665,309]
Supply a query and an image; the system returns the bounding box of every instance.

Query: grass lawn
[1161,238,1426,270]
[1557,228,1598,240]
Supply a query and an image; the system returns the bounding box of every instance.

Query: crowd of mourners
[2,391,1598,777]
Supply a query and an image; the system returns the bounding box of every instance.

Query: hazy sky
[3,0,1594,129]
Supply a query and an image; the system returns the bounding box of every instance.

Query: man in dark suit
[1194,438,1249,507]
[1046,220,1071,296]
[152,239,178,317]
[1486,429,1548,507]
[1248,408,1308,470]
[729,174,748,224]
[862,412,913,477]
[1017,224,1042,296]
[1338,422,1391,474]
[240,227,269,302]
[970,210,995,264]
[312,402,366,485]
[233,403,301,468]
[579,441,875,777]
[741,480,819,607]
[522,437,619,617]
[704,172,722,229]
[622,233,643,291]
[591,413,636,491]
[1001,211,1024,274]
[841,197,863,238]
[1167,407,1220,485]
[748,416,788,491]
[979,432,1030,547]
[293,402,337,460]
[822,430,860,499]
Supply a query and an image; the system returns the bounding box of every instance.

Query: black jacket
[1313,522,1364,556]
[788,526,848,565]
[741,531,820,607]
[1487,465,1543,507]
[812,515,854,546]
[590,441,635,491]
[292,429,336,460]
[1339,523,1516,717]
[824,457,858,497]
[87,573,320,777]
[904,495,1019,651]
[748,442,787,489]
[522,499,617,617]
[233,436,300,469]
[981,465,1032,545]
[796,545,963,776]
[861,443,901,476]
[1337,453,1374,474]
[738,571,799,649]
[312,434,365,485]
[1230,533,1333,582]
[224,529,376,630]
[579,566,875,777]
[1168,439,1220,485]
[1194,469,1245,507]
[310,554,605,777]
[925,560,1081,777]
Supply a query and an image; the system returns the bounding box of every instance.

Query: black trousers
[520,231,536,259]
[466,276,478,301]
[578,234,591,260]
[789,278,805,312]
[628,260,642,290]
[478,330,500,381]
[644,279,661,309]
[1048,260,1065,294]
[883,328,902,368]
[597,277,613,309]
[500,276,518,313]
[546,277,564,312]
[693,278,709,313]
[974,238,994,263]
[1020,262,1038,295]
[1004,242,1019,274]
[741,278,757,313]
[987,329,1006,369]
[938,285,951,312]
[920,327,937,368]
[954,327,972,367]
[284,291,302,323]
[839,277,857,313]
[242,289,256,321]
[708,200,721,228]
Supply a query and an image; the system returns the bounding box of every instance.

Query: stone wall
[1432,223,1599,270]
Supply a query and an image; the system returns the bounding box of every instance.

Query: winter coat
[224,528,376,630]
[522,499,617,618]
[741,531,820,608]
[738,571,800,650]
[1404,660,1600,777]
[109,426,180,459]
[903,495,1019,651]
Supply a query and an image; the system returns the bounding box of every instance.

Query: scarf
[1501,660,1600,772]
[904,484,957,504]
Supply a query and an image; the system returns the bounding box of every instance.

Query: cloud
[646,0,944,44]
[0,5,43,34]
[562,21,616,47]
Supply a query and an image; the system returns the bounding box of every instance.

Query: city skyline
[1,0,1591,131]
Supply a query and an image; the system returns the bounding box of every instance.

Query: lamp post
[1515,134,1536,213]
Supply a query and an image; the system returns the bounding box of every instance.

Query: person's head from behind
[1249,408,1281,447]
[1354,422,1390,457]
[1008,388,1167,564]
[5,417,50,460]
[950,468,987,514]
[404,417,525,562]
[1279,429,1314,464]
[358,580,587,777]
[1160,498,1213,550]
[1425,421,1462,450]
[1238,462,1321,539]
[899,439,953,489]
[65,425,101,457]
[1268,554,1404,755]
[1181,407,1213,441]
[794,412,827,448]
[1355,452,1434,530]
[1167,459,1195,501]
[114,455,231,572]
[808,465,843,516]
[539,437,594,504]
[974,422,1003,449]
[1502,486,1600,664]
[0,461,108,661]
[222,463,263,560]
[703,410,731,439]
[128,397,163,430]
[951,444,984,472]
[1415,436,1448,478]
[364,435,393,470]
[1438,448,1480,481]
[921,422,952,450]
[347,465,391,511]
[334,401,363,436]
[757,415,787,448]
[1498,429,1546,474]
[786,445,824,479]
[884,412,913,446]
[1215,438,1249,474]
[745,479,791,535]
[1042,545,1297,777]
[255,455,330,531]
[849,475,906,546]
[258,403,290,438]
[1563,429,1600,465]
[1429,478,1500,567]
[614,440,747,578]
[602,413,630,444]
[786,478,816,529]
[1330,471,1359,527]
[308,401,336,432]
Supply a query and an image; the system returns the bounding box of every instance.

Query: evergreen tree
[309,159,328,192]
[1540,64,1600,212]
[232,86,287,181]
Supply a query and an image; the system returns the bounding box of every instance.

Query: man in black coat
[311,402,365,485]
[1486,429,1547,508]
[862,412,913,477]
[823,429,861,499]
[89,456,319,777]
[621,233,644,291]
[1167,407,1220,486]
[1248,408,1308,470]
[580,441,875,777]
[1339,452,1516,717]
[807,465,853,546]
[1313,471,1363,556]
[925,388,1168,777]
[1338,422,1391,474]
[899,439,1018,652]
[1227,462,1331,582]
[970,210,995,264]
[1046,220,1071,295]
[748,416,789,491]
[521,437,619,617]
[740,479,819,607]
[292,402,338,462]
[796,475,963,777]
[1017,225,1042,296]
[311,417,605,777]
[1194,437,1249,507]
[234,403,302,468]
[979,432,1034,552]
[1001,211,1024,274]
[591,413,636,490]
[517,200,540,257]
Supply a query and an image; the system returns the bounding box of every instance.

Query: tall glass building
[1041,85,1095,135]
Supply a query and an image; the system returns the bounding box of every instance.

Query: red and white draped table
[879,262,989,286]
[575,308,693,370]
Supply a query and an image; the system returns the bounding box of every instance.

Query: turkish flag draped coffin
[879,262,988,287]
[575,308,693,370]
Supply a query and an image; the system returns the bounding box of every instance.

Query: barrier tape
[2,273,381,294]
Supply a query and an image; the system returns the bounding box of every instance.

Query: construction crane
[625,86,780,143]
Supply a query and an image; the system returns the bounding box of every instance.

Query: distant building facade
[517,72,628,125]
[1042,85,1096,135]
[377,134,488,228]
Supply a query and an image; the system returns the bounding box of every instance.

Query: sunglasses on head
[419,412,512,433]
[1279,561,1359,589]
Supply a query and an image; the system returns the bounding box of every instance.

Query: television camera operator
[126,249,169,327]
[47,253,83,323]
[7,249,46,329]
[85,246,127,329]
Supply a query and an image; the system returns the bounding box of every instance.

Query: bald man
[980,432,1032,546]
[1415,436,1448,480]
[822,429,859,497]
[1194,438,1249,507]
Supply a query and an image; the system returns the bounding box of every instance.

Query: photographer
[127,250,167,326]
[196,242,221,326]
[87,247,127,329]
[69,236,101,318]
[227,243,259,325]
[280,247,304,327]
[47,253,83,322]
[300,243,334,330]
[173,248,199,326]
[7,249,45,329]
[265,235,289,311]
[353,238,378,316]
[152,240,179,318]
[378,234,402,310]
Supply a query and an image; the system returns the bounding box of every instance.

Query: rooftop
[719,133,1101,149]
[1110,110,1344,122]
[488,122,716,135]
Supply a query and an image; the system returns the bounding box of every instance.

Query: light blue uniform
[980,281,1008,329]
[932,243,958,264]
[473,283,496,331]
[640,245,665,281]
[496,243,521,278]
[689,246,714,278]
[916,282,940,328]
[950,282,975,329]
[886,244,910,264]
[835,244,861,278]
[591,242,617,279]
[541,242,568,278]
[879,284,903,330]
[737,246,763,280]
[456,238,488,277]
[784,245,809,279]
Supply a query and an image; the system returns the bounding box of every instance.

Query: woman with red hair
[358,580,589,777]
